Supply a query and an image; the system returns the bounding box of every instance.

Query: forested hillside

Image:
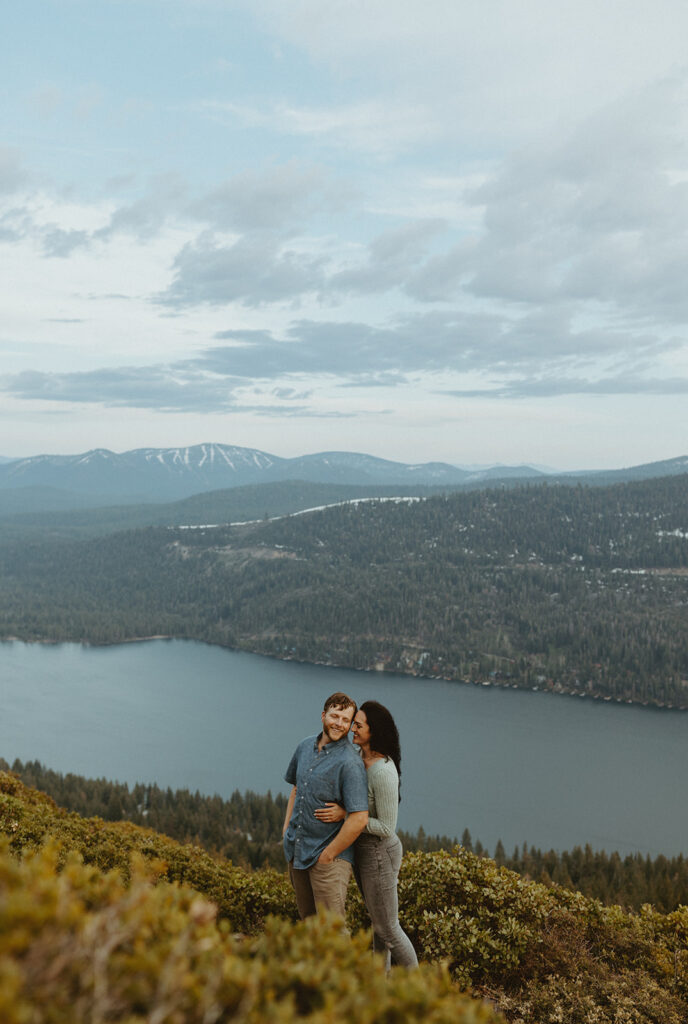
[1,475,687,706]
[0,478,443,539]
[1,769,687,1023]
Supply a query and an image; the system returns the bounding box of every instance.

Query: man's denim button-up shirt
[283,733,368,870]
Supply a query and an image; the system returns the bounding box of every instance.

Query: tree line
[5,758,686,913]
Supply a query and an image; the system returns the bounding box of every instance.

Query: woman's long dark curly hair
[359,700,402,801]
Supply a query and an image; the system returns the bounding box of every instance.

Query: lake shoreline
[4,632,687,713]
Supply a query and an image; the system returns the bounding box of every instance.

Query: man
[282,691,369,919]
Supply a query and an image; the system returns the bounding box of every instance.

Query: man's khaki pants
[288,858,352,919]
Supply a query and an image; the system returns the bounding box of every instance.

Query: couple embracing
[282,691,418,969]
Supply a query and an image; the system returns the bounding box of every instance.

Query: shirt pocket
[312,785,339,806]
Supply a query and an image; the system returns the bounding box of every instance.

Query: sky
[2,0,688,470]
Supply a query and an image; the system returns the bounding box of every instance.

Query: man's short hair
[323,691,357,715]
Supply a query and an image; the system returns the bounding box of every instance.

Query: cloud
[188,161,329,232]
[213,304,679,390]
[0,148,28,194]
[14,69,688,340]
[444,374,688,399]
[200,97,439,156]
[94,175,187,242]
[250,0,688,144]
[42,227,90,258]
[274,99,439,156]
[0,362,321,416]
[330,219,447,294]
[12,163,345,304]
[0,205,33,242]
[1,366,245,414]
[94,163,343,243]
[156,215,453,310]
[144,70,688,323]
[205,307,673,386]
[0,201,94,255]
[159,232,328,307]
[204,323,407,378]
[2,302,686,416]
[452,75,688,323]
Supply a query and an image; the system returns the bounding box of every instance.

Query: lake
[1,639,686,857]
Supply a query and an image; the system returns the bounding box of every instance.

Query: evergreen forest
[1,474,687,706]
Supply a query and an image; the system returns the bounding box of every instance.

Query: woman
[314,700,418,969]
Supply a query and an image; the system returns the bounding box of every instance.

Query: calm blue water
[1,639,686,857]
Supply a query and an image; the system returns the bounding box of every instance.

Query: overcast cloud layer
[2,0,688,468]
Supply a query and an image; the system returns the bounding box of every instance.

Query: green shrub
[0,770,296,932]
[393,847,553,988]
[0,840,501,1024]
[639,902,688,1000]
[381,845,688,1022]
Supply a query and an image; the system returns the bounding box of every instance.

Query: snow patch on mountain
[0,443,685,507]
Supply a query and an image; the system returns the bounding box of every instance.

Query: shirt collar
[315,732,350,753]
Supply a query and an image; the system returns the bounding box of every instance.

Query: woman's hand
[313,802,346,823]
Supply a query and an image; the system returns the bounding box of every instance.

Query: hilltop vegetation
[7,757,688,914]
[1,769,687,1022]
[1,757,290,871]
[1,475,687,706]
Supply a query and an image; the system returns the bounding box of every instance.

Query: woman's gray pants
[353,833,418,969]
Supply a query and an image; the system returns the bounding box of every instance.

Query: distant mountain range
[0,443,686,510]
[0,443,545,505]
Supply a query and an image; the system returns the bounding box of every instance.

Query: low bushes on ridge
[0,840,499,1024]
[2,769,687,1023]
